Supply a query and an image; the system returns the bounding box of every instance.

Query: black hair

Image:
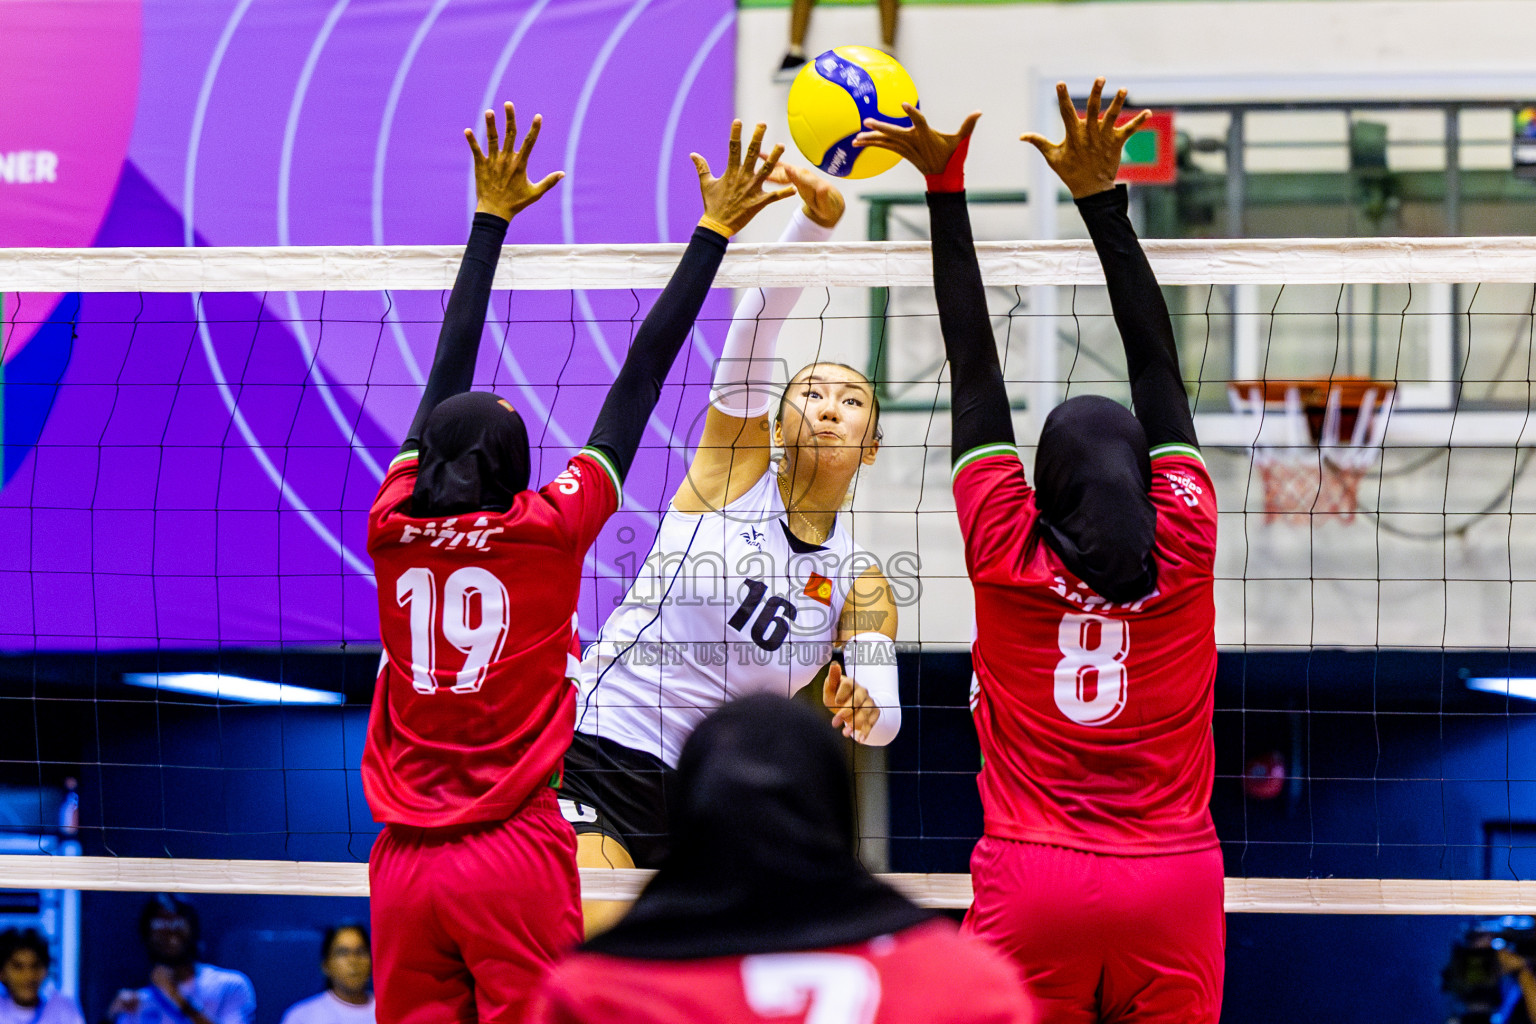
[320,922,369,962]
[320,922,370,993]
[0,928,50,968]
[775,362,884,445]
[137,894,200,947]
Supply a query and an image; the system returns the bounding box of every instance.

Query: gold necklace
[778,476,829,545]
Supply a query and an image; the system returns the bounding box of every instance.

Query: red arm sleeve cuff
[924,135,971,194]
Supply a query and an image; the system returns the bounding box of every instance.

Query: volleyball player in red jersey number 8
[855,79,1223,1023]
[361,104,794,1024]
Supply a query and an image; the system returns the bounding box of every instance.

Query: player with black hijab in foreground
[361,104,794,1024]
[856,80,1223,1023]
[528,695,1032,1023]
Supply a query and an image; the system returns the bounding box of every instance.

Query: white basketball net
[1229,383,1395,524]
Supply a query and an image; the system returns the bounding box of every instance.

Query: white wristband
[844,631,900,747]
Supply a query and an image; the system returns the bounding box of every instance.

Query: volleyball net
[2,235,1535,913]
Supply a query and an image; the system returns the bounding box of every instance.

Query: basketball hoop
[1228,378,1395,525]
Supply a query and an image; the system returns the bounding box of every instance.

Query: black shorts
[559,731,678,869]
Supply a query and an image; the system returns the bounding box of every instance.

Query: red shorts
[962,837,1224,1024]
[370,787,582,1024]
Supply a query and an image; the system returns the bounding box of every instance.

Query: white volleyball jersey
[576,469,867,767]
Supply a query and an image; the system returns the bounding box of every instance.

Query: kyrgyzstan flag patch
[804,572,834,606]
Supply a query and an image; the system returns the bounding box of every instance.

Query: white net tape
[5,858,1536,914]
[6,236,1536,292]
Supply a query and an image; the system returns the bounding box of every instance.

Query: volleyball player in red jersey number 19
[361,105,794,1024]
[856,79,1224,1023]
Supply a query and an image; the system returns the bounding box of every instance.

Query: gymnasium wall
[735,0,1536,237]
[734,0,1536,652]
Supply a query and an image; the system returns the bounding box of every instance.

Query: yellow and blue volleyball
[786,46,918,180]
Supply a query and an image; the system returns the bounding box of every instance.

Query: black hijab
[583,695,934,960]
[411,391,530,517]
[1032,394,1158,604]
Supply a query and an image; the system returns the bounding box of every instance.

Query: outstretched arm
[676,163,844,513]
[1023,79,1197,452]
[854,107,1014,468]
[400,103,563,456]
[584,121,797,484]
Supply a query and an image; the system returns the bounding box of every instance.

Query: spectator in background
[279,925,373,1024]
[776,0,900,82]
[107,895,254,1024]
[0,928,83,1024]
[1494,944,1536,1024]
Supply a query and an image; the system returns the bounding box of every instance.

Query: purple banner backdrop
[0,0,737,650]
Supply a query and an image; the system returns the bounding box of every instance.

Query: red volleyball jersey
[526,920,1032,1024]
[362,448,620,828]
[952,442,1219,855]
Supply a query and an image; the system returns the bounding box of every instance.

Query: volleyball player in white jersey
[562,161,902,911]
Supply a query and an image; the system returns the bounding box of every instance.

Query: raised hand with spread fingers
[852,103,982,182]
[691,120,797,237]
[1021,77,1151,199]
[466,101,565,221]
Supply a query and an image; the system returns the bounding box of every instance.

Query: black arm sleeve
[400,212,509,454]
[927,191,1016,464]
[1076,185,1198,450]
[585,226,728,483]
